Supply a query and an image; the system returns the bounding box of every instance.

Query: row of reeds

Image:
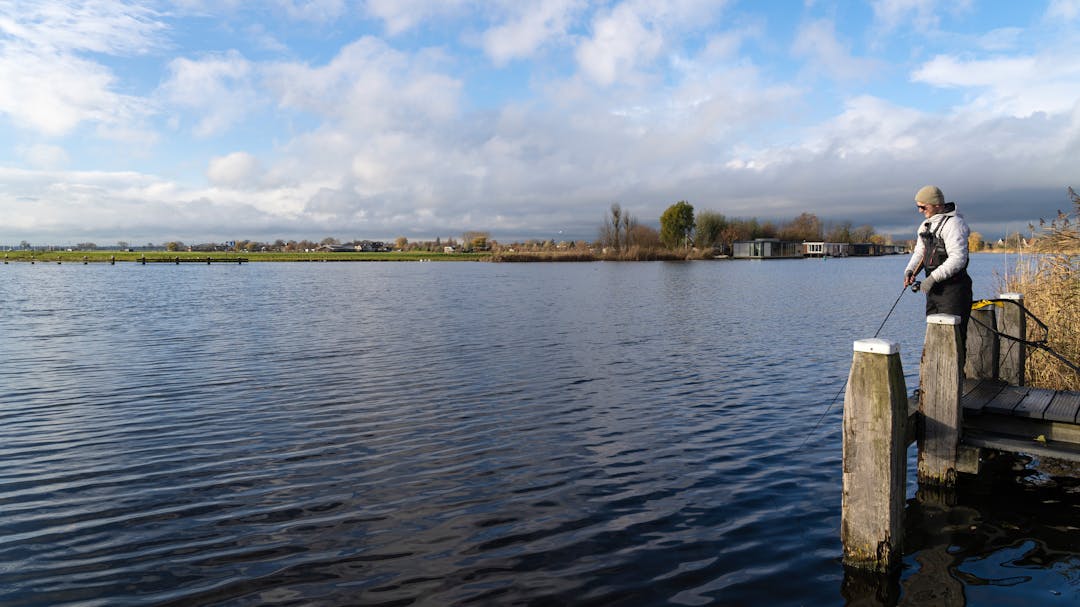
[996,188,1080,391]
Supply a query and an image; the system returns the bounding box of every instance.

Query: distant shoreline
[3,248,1055,265]
[1,250,490,263]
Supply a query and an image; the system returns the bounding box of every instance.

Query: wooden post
[918,314,962,487]
[997,293,1026,386]
[964,305,998,380]
[842,338,907,572]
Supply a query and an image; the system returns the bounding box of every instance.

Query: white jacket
[904,208,970,282]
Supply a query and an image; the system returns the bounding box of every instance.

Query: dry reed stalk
[997,189,1080,391]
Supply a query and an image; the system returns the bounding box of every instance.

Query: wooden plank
[960,380,1006,413]
[983,385,1029,416]
[1012,388,1056,419]
[962,432,1080,463]
[1044,392,1080,423]
[961,377,982,398]
[964,414,1080,445]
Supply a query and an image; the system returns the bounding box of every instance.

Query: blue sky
[2,0,1079,245]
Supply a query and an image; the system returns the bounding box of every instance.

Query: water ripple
[1,258,1074,606]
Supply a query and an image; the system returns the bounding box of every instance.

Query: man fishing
[903,185,973,359]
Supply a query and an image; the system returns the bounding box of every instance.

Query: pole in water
[801,284,912,447]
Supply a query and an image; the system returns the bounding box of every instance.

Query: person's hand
[904,270,915,287]
[920,274,937,294]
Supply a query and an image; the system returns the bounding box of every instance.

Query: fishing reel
[910,281,922,293]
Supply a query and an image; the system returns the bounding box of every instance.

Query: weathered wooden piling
[842,338,908,572]
[965,304,998,380]
[841,290,1080,571]
[997,293,1026,386]
[918,314,962,487]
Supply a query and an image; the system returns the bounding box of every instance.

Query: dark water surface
[1,256,1077,605]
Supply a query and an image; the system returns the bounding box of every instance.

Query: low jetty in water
[842,292,1080,572]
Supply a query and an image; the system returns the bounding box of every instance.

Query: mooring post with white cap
[841,338,908,572]
[918,314,963,487]
[997,293,1026,386]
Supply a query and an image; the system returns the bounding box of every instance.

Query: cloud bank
[1,0,1079,245]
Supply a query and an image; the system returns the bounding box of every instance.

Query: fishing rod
[800,281,914,447]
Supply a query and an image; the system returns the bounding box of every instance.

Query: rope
[969,298,1080,376]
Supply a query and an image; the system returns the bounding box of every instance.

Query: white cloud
[870,0,959,32]
[2,1,1076,244]
[160,50,259,137]
[575,3,664,85]
[207,152,262,187]
[0,45,149,136]
[573,0,728,86]
[482,0,583,65]
[792,18,881,81]
[975,27,1023,52]
[275,0,346,22]
[20,144,69,169]
[0,0,165,55]
[912,52,1080,118]
[1046,0,1080,21]
[265,38,462,131]
[0,0,161,136]
[363,0,470,35]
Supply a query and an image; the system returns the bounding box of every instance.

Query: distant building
[732,238,802,259]
[318,244,356,253]
[803,242,849,257]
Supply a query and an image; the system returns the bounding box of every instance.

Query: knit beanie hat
[915,185,945,207]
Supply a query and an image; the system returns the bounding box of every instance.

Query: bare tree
[599,203,638,250]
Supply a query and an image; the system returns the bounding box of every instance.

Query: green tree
[695,211,727,249]
[660,201,695,249]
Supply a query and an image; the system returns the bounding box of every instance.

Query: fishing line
[800,283,912,448]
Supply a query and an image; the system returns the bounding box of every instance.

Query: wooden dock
[961,379,1080,462]
[841,292,1080,572]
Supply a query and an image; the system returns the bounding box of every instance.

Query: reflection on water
[0,256,1076,606]
[845,452,1080,606]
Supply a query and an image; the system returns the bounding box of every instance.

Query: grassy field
[1,250,491,263]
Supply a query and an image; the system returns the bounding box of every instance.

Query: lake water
[1,255,1077,606]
